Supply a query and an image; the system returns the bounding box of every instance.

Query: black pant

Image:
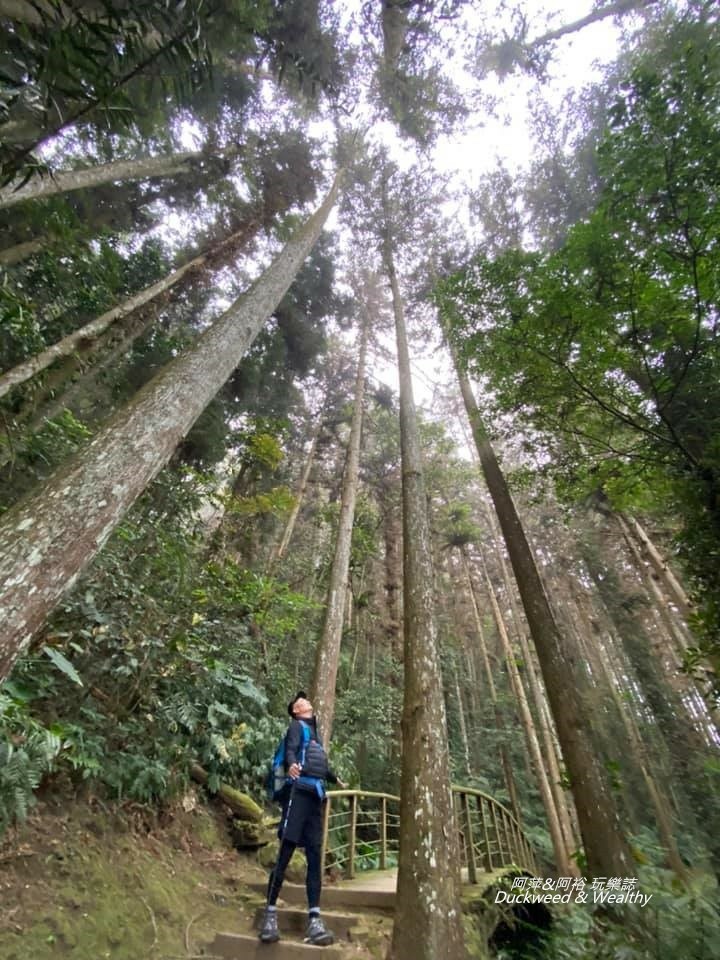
[267,838,322,910]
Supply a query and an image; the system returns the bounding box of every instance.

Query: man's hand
[288,762,301,779]
[336,778,348,789]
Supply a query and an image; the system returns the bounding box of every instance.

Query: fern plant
[0,693,61,835]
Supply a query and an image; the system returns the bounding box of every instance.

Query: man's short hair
[288,690,307,716]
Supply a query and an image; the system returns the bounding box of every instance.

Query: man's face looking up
[292,697,313,718]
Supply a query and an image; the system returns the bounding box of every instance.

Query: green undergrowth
[0,791,268,960]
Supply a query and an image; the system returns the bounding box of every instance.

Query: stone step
[253,906,363,941]
[211,931,344,959]
[248,881,395,913]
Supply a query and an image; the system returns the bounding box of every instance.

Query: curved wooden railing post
[321,792,332,877]
[381,795,388,870]
[348,792,358,879]
[461,791,477,884]
[477,795,493,871]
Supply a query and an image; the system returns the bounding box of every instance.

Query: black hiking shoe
[304,914,334,946]
[258,907,280,943]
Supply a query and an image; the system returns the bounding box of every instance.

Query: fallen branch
[189,763,263,822]
[140,897,158,951]
[184,911,203,955]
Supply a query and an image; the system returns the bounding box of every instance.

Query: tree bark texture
[385,221,464,960]
[449,342,634,878]
[0,172,342,680]
[311,315,369,746]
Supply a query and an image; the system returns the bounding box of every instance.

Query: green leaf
[42,646,83,686]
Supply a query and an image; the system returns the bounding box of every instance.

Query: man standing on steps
[259,691,345,947]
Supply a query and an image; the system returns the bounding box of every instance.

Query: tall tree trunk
[0,236,47,266]
[0,147,240,209]
[380,475,403,659]
[0,172,342,680]
[623,513,691,618]
[458,550,523,821]
[527,0,657,48]
[478,557,575,876]
[595,621,688,880]
[269,423,321,567]
[0,299,164,472]
[617,515,719,736]
[1,12,207,184]
[311,316,369,745]
[383,205,464,960]
[447,338,633,878]
[585,509,720,875]
[0,219,259,400]
[478,504,579,853]
[451,653,472,780]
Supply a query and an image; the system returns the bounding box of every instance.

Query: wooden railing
[452,785,539,879]
[322,786,538,881]
[322,789,400,879]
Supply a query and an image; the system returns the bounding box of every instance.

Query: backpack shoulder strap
[298,719,312,763]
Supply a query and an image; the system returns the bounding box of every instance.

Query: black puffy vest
[302,737,329,779]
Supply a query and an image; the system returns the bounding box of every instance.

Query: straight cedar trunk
[617,515,719,736]
[477,556,575,877]
[477,504,580,853]
[582,615,688,880]
[584,519,720,875]
[310,315,369,745]
[451,655,472,779]
[622,513,691,618]
[0,219,259,400]
[383,215,464,959]
[381,477,403,658]
[269,424,321,567]
[0,299,166,473]
[0,147,240,210]
[458,551,522,822]
[0,172,342,681]
[0,216,263,474]
[448,343,633,878]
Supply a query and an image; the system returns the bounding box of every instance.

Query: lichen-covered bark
[0,171,342,681]
[311,315,369,745]
[384,218,464,959]
[450,349,634,879]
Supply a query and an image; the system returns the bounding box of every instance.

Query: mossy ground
[0,787,269,960]
[0,794,548,960]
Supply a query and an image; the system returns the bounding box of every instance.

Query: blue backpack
[266,720,312,801]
